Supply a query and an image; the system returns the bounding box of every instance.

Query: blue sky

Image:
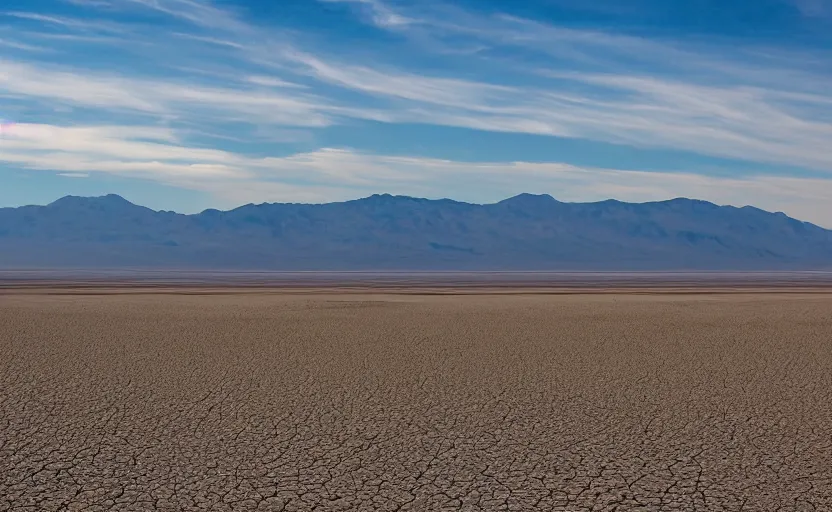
[1,0,832,225]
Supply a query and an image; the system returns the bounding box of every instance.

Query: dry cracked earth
[1,290,831,511]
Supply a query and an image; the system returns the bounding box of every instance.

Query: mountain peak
[654,197,717,207]
[501,193,556,202]
[498,193,559,208]
[353,193,418,205]
[47,194,143,211]
[367,193,404,200]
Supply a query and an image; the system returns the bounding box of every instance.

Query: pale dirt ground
[1,290,831,511]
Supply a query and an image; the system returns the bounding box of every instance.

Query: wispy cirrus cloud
[0,58,334,127]
[6,0,832,163]
[121,0,254,33]
[0,38,46,52]
[40,0,831,170]
[320,0,415,28]
[307,1,832,163]
[3,11,128,33]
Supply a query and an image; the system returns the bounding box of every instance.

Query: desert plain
[1,283,831,511]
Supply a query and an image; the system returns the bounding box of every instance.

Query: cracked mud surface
[2,291,831,511]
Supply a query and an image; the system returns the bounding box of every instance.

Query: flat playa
[2,286,831,511]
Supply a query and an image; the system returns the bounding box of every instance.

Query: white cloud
[0,59,335,128]
[0,123,248,178]
[121,0,254,33]
[245,75,307,89]
[0,38,47,52]
[300,50,518,103]
[0,59,164,113]
[62,0,114,6]
[2,11,131,37]
[170,32,246,49]
[319,0,414,28]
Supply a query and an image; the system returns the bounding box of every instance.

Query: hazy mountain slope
[0,193,830,269]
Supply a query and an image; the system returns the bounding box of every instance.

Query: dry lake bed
[1,283,831,511]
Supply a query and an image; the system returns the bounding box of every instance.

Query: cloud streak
[5,1,832,161]
[0,58,335,128]
[310,0,832,169]
[320,0,414,28]
[36,0,830,170]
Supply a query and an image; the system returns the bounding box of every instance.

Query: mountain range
[0,193,830,270]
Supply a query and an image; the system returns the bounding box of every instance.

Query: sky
[1,0,831,225]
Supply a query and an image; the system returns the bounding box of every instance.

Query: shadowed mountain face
[0,193,830,269]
